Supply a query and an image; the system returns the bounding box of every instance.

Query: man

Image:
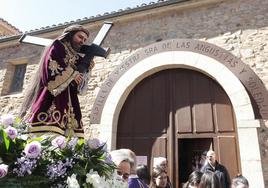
[20,24,94,137]
[123,149,148,188]
[117,159,131,182]
[110,149,148,187]
[110,149,131,182]
[201,150,231,188]
[154,157,168,172]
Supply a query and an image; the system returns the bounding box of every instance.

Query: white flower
[24,141,41,158]
[0,114,15,128]
[106,171,128,188]
[86,170,108,188]
[67,174,80,188]
[18,134,29,140]
[86,170,99,184]
[51,136,67,149]
[4,126,18,140]
[0,164,8,178]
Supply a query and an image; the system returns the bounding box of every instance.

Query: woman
[153,157,172,187]
[183,170,203,188]
[137,164,151,186]
[150,167,169,188]
[231,175,249,188]
[199,171,222,188]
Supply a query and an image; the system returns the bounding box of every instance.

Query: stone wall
[0,0,268,185]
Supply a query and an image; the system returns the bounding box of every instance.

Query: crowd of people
[183,171,249,188]
[110,149,250,188]
[110,149,172,188]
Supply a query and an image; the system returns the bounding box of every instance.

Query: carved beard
[70,40,81,52]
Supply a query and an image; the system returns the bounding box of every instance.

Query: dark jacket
[201,161,231,188]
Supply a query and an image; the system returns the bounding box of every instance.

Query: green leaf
[73,164,87,176]
[1,130,10,151]
[83,183,93,188]
[14,117,21,124]
[27,137,44,143]
[77,138,84,146]
[15,138,27,151]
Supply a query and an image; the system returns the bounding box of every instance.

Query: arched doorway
[92,39,265,187]
[116,68,240,187]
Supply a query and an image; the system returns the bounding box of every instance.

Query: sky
[0,0,154,32]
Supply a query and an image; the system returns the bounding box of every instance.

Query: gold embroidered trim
[47,66,73,90]
[28,125,84,138]
[52,70,79,96]
[29,108,84,137]
[64,53,79,69]
[47,67,78,96]
[48,58,63,76]
[62,41,79,68]
[32,110,62,127]
[63,41,77,55]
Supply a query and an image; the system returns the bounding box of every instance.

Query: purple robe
[27,40,85,137]
[128,176,149,188]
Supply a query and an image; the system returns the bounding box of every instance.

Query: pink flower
[51,136,67,149]
[4,126,18,140]
[24,141,41,158]
[0,164,8,178]
[0,114,15,128]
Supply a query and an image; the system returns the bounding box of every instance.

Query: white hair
[153,157,167,168]
[110,149,130,166]
[110,149,137,174]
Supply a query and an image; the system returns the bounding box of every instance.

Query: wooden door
[117,71,170,168]
[116,69,240,187]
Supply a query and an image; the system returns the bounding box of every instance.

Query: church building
[0,0,267,187]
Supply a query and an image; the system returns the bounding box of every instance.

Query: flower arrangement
[0,114,127,188]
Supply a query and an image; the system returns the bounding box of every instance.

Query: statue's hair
[19,46,48,118]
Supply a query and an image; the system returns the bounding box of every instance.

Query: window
[9,64,26,93]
